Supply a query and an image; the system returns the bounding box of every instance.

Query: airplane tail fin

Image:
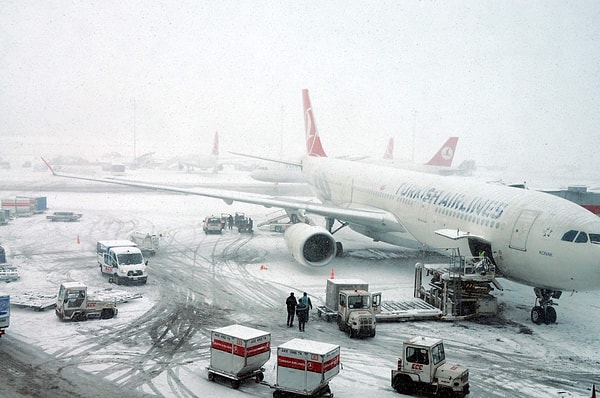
[425,136,458,167]
[383,137,394,160]
[302,89,327,157]
[211,131,219,157]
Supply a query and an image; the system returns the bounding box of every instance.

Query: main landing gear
[531,288,562,324]
[325,217,346,257]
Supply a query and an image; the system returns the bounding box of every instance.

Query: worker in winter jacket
[301,292,313,322]
[286,292,297,327]
[296,300,308,331]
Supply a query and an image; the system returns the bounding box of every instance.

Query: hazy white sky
[1,1,599,173]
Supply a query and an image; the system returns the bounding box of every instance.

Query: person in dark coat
[300,292,313,321]
[286,292,297,327]
[296,300,308,332]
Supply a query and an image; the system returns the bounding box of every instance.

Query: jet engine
[284,223,337,267]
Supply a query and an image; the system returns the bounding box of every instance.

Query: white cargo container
[274,338,340,397]
[208,324,271,389]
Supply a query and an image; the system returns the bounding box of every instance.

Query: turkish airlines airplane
[248,136,459,183]
[43,89,600,325]
[175,131,221,173]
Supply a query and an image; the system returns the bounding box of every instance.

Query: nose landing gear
[531,288,561,324]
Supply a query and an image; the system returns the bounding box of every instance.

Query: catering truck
[97,240,148,285]
[317,279,380,338]
[0,294,10,337]
[391,336,470,397]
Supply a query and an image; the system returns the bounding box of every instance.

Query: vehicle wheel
[114,275,121,285]
[337,317,344,331]
[335,241,343,257]
[273,390,282,398]
[255,372,264,383]
[531,306,545,324]
[275,225,282,232]
[231,379,240,389]
[348,328,354,338]
[207,372,214,381]
[370,330,376,338]
[544,306,557,324]
[101,309,114,319]
[392,374,414,394]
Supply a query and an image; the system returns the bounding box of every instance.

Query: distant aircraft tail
[211,131,219,157]
[302,89,327,157]
[425,137,458,167]
[383,137,394,160]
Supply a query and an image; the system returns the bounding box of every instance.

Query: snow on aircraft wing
[42,158,406,233]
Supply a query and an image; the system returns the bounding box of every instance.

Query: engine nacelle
[284,223,337,267]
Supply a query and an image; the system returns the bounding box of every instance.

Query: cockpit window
[589,234,600,244]
[575,232,588,243]
[561,230,578,242]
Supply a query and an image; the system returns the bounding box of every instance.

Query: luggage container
[207,324,271,389]
[274,338,340,397]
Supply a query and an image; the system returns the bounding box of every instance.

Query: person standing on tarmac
[301,292,313,321]
[296,300,308,332]
[286,292,297,327]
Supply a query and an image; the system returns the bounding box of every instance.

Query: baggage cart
[207,324,271,389]
[273,338,339,397]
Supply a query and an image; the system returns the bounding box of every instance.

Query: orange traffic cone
[329,268,334,279]
[76,235,80,244]
[592,384,596,398]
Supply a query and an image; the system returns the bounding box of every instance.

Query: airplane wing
[42,158,406,233]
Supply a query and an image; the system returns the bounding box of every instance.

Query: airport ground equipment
[0,294,9,337]
[55,282,118,321]
[273,338,339,397]
[414,249,501,320]
[207,324,270,389]
[129,231,160,255]
[316,279,379,338]
[203,215,225,234]
[97,240,148,285]
[46,211,82,222]
[1,197,36,217]
[391,336,469,397]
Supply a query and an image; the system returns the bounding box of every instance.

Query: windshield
[117,252,143,265]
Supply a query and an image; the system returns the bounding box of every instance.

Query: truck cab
[337,289,381,338]
[391,336,469,397]
[97,240,148,285]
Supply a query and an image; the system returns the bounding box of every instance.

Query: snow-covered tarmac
[1,167,599,397]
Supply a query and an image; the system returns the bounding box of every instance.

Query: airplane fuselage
[303,156,600,292]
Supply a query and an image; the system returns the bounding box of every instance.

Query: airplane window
[589,233,600,244]
[561,230,578,242]
[575,232,588,243]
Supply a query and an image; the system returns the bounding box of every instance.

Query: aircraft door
[509,210,540,251]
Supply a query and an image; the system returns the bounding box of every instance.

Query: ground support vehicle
[1,198,36,217]
[204,216,225,234]
[46,211,82,222]
[97,240,148,285]
[0,264,20,282]
[414,249,501,320]
[0,209,9,225]
[315,279,379,338]
[0,295,9,337]
[55,282,118,321]
[207,324,270,389]
[391,336,469,397]
[32,196,47,213]
[272,338,339,397]
[129,231,160,255]
[237,217,254,233]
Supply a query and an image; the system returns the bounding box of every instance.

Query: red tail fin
[211,131,219,156]
[302,89,327,157]
[383,137,394,160]
[425,137,458,167]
